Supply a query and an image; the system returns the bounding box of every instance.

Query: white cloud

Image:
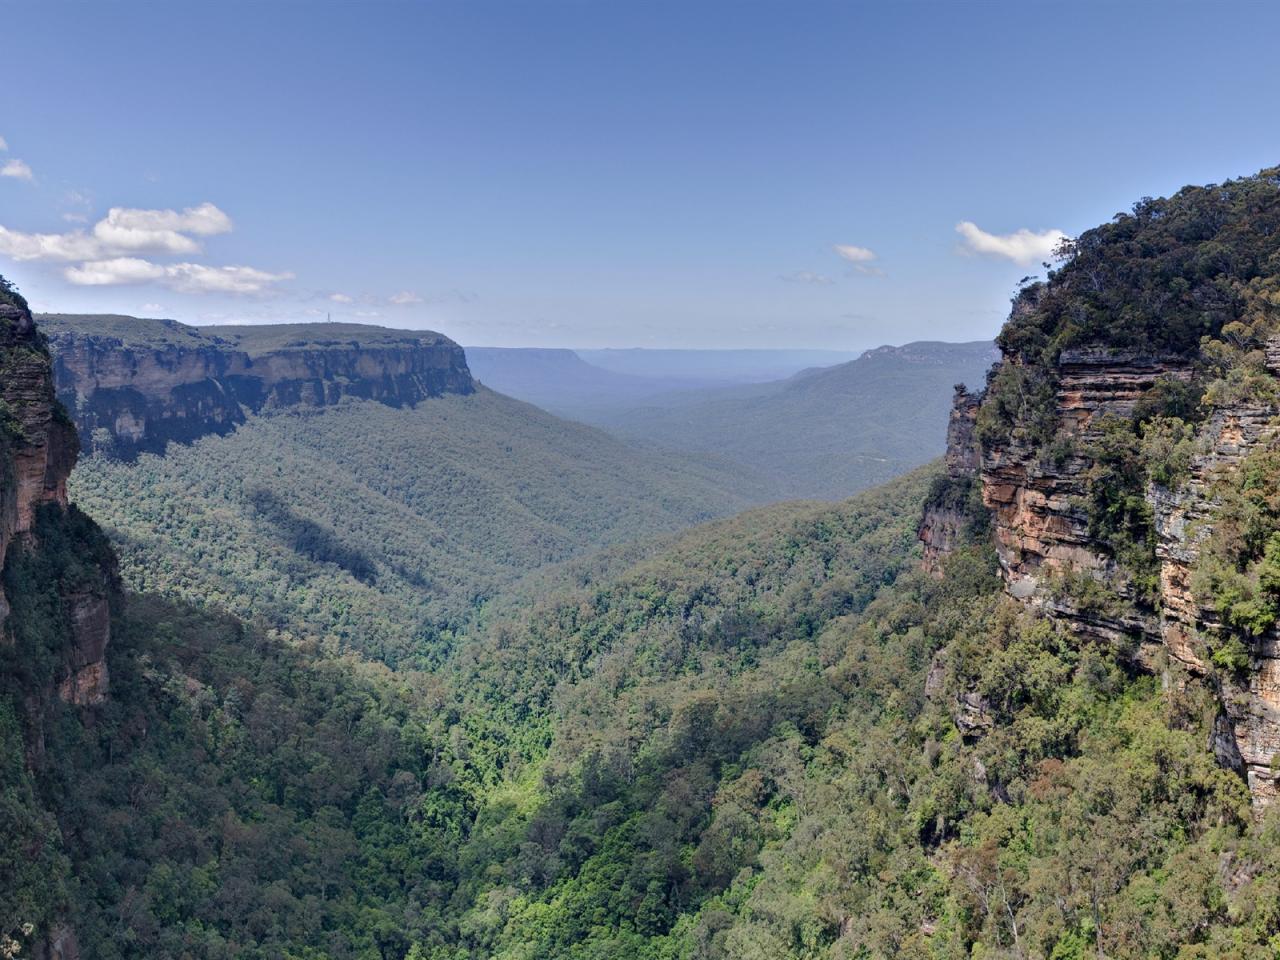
[92,202,231,255]
[329,292,354,303]
[0,136,8,151]
[833,244,876,263]
[64,257,166,285]
[164,263,293,294]
[103,202,231,237]
[955,221,1068,265]
[64,257,292,293]
[0,225,105,261]
[1,202,235,261]
[779,270,834,285]
[141,303,164,313]
[1,160,34,181]
[388,290,423,305]
[832,243,885,277]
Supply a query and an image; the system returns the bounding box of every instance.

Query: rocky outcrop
[0,303,78,621]
[918,385,983,574]
[943,337,1280,804]
[42,317,476,459]
[1149,375,1280,802]
[0,298,113,707]
[982,349,1191,599]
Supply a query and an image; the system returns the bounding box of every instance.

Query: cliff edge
[39,315,475,459]
[1,284,114,709]
[920,167,1280,804]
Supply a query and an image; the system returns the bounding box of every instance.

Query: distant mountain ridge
[465,346,719,418]
[593,339,998,500]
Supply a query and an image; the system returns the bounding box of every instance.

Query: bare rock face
[0,299,113,707]
[43,317,476,459]
[918,385,983,574]
[56,591,111,707]
[982,349,1191,599]
[0,302,78,620]
[1149,369,1280,802]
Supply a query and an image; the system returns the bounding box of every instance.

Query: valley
[4,14,1280,954]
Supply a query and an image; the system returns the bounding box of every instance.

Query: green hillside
[595,340,997,500]
[68,388,768,663]
[18,461,1277,959]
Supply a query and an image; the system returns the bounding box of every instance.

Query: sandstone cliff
[921,337,1280,805]
[918,384,982,574]
[914,168,1280,806]
[0,294,113,708]
[40,315,475,459]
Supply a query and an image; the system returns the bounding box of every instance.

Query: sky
[1,0,1279,350]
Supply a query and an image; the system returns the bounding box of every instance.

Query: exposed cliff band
[40,315,475,459]
[0,294,113,708]
[917,167,1280,806]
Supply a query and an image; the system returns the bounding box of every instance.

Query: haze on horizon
[2,0,1279,350]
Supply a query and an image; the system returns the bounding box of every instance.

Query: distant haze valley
[42,313,994,508]
[468,340,997,499]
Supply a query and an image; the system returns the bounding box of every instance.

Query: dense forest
[9,166,1280,960]
[68,389,768,665]
[12,462,1280,959]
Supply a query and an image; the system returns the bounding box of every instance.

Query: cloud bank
[64,258,292,293]
[0,201,290,295]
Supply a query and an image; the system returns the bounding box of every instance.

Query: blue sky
[1,0,1278,349]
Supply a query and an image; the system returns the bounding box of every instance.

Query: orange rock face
[944,338,1280,806]
[919,385,982,575]
[1,299,112,707]
[1151,399,1280,803]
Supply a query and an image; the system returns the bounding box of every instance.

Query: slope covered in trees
[68,388,768,664]
[16,458,1280,960]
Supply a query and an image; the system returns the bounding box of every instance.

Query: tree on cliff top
[0,275,28,313]
[999,166,1280,363]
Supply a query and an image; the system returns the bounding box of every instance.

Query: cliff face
[982,349,1189,593]
[918,385,982,574]
[0,299,113,708]
[921,342,1280,805]
[42,316,475,459]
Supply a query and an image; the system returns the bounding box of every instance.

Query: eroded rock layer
[982,349,1190,596]
[41,316,475,459]
[918,385,982,574]
[923,338,1280,804]
[0,299,113,706]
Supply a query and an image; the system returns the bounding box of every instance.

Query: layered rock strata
[918,385,982,574]
[0,299,113,706]
[921,343,1280,803]
[43,317,475,459]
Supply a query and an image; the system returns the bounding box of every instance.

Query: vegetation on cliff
[975,169,1280,605]
[13,458,1280,959]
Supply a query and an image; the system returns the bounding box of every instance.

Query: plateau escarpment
[40,315,474,458]
[920,167,1280,805]
[1,290,114,709]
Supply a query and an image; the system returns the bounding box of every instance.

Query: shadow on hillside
[247,487,379,584]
